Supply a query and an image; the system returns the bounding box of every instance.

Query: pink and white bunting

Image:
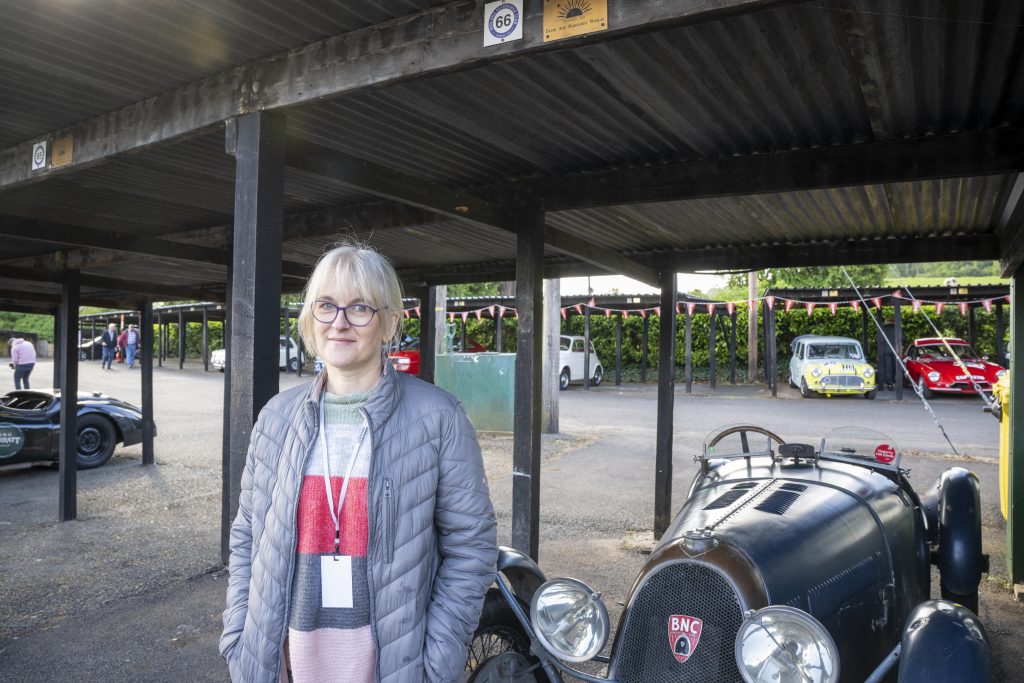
[686,302,696,315]
[726,302,735,315]
[982,299,992,313]
[805,302,815,316]
[766,296,775,310]
[935,302,944,315]
[706,302,715,315]
[828,302,837,316]
[872,297,882,310]
[850,300,860,312]
[911,300,922,313]
[784,299,795,312]
[959,302,968,316]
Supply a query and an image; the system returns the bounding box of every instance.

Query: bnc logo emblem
[668,614,703,663]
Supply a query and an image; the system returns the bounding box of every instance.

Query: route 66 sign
[484,0,522,47]
[31,140,47,171]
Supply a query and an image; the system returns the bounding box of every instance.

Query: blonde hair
[297,241,403,367]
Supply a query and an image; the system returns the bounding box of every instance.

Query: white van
[559,335,603,390]
[210,336,304,372]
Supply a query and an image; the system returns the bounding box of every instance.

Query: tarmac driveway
[0,361,1020,681]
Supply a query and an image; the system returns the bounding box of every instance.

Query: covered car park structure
[2,0,1024,595]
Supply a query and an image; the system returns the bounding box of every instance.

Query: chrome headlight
[863,367,874,378]
[810,367,822,378]
[530,578,609,662]
[928,371,941,382]
[997,369,1007,379]
[735,606,839,683]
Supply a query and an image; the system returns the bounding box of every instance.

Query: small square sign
[484,0,523,47]
[51,136,74,168]
[31,140,47,171]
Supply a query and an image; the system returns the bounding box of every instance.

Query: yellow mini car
[789,334,877,399]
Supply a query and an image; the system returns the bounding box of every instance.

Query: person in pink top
[8,338,37,390]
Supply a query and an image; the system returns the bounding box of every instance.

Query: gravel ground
[0,359,1021,681]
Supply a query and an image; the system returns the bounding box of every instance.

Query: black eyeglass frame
[311,300,381,327]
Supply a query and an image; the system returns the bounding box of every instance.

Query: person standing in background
[100,323,118,370]
[125,324,140,368]
[8,338,36,390]
[116,327,129,364]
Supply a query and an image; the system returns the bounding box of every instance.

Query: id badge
[320,555,354,609]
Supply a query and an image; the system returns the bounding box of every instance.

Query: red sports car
[388,336,487,375]
[902,337,1005,398]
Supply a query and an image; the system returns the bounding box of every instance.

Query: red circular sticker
[874,444,896,464]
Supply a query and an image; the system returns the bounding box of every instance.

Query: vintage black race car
[0,389,149,469]
[468,425,991,683]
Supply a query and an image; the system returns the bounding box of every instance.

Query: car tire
[789,374,797,388]
[800,378,813,399]
[76,414,117,469]
[288,357,300,372]
[592,365,603,386]
[466,588,551,683]
[918,376,933,399]
[559,368,570,391]
[865,388,877,399]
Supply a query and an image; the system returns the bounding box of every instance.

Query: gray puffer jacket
[220,366,498,682]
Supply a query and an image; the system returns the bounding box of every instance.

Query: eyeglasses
[312,300,380,326]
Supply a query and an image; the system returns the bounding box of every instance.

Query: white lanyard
[318,396,367,555]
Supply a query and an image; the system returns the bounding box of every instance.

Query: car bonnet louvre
[753,490,801,515]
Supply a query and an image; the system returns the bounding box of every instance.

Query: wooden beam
[663,234,1000,271]
[544,227,659,287]
[0,0,786,191]
[286,142,517,231]
[530,127,1024,211]
[0,265,222,301]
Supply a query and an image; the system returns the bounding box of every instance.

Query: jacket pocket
[384,476,396,564]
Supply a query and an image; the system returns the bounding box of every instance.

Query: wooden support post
[284,308,292,373]
[729,310,737,384]
[861,306,869,351]
[997,302,1006,366]
[58,272,80,521]
[615,312,622,386]
[52,309,62,387]
[685,305,693,394]
[654,269,678,539]
[90,320,97,361]
[157,313,163,367]
[224,111,285,550]
[1009,272,1024,594]
[641,316,649,383]
[202,307,209,372]
[220,271,233,564]
[583,305,591,391]
[894,299,904,401]
[543,279,560,434]
[512,205,544,560]
[419,286,437,384]
[178,311,185,369]
[709,310,717,389]
[765,303,778,397]
[460,317,467,353]
[141,301,155,466]
[968,306,977,348]
[747,273,758,381]
[762,301,770,386]
[496,310,504,354]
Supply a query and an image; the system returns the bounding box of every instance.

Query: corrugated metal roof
[0,0,1021,298]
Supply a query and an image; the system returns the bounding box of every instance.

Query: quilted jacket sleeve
[219,427,259,671]
[423,404,498,682]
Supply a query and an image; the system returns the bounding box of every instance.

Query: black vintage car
[468,425,990,683]
[0,389,149,469]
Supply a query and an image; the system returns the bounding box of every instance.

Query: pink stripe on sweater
[287,625,376,683]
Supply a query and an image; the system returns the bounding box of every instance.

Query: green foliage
[0,313,54,342]
[448,283,501,297]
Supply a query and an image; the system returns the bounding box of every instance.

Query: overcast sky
[559,273,728,297]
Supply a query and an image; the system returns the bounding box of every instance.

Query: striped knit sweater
[287,389,375,682]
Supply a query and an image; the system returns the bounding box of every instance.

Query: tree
[448,282,501,297]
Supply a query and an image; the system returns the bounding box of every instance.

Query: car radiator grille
[612,562,744,683]
[820,375,864,389]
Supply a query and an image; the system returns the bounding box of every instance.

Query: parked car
[467,424,990,682]
[559,335,603,390]
[0,389,151,469]
[388,335,487,375]
[210,335,305,372]
[77,334,103,361]
[789,334,876,399]
[903,337,1005,398]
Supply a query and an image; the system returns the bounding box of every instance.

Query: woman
[221,243,497,682]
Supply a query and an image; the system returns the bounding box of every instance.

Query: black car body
[468,425,990,683]
[0,389,149,469]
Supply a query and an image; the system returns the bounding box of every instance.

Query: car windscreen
[917,344,979,360]
[807,343,862,360]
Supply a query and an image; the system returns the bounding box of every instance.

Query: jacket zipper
[384,477,395,563]
[360,407,385,683]
[274,402,319,683]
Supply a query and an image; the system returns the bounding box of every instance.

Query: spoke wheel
[467,588,549,682]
